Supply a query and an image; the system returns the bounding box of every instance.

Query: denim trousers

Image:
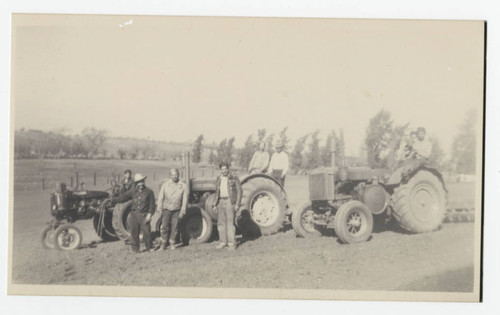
[217,198,236,246]
[127,211,152,251]
[161,209,180,245]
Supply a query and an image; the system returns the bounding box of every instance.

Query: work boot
[227,245,236,251]
[215,243,227,249]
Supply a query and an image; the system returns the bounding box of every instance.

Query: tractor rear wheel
[334,201,373,244]
[180,207,213,245]
[239,177,287,236]
[93,211,117,242]
[391,170,446,233]
[112,200,133,240]
[292,201,322,237]
[41,225,56,249]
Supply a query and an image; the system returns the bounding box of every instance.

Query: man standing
[268,140,289,186]
[120,169,135,194]
[213,162,242,250]
[114,173,155,253]
[248,142,270,174]
[157,168,188,250]
[412,127,432,160]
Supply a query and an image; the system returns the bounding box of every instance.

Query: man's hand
[233,204,239,212]
[179,210,186,220]
[145,213,152,223]
[212,204,218,213]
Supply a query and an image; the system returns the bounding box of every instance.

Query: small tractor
[108,152,290,246]
[41,182,117,250]
[291,131,448,244]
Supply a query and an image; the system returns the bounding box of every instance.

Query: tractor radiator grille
[309,171,335,201]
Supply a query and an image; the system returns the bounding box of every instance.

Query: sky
[11,15,484,157]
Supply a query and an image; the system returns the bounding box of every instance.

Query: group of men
[114,128,431,253]
[248,139,289,186]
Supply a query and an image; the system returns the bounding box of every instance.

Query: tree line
[191,108,478,175]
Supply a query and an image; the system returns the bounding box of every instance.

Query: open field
[10,159,478,292]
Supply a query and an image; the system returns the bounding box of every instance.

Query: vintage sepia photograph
[8,14,484,302]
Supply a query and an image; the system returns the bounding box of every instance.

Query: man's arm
[181,182,188,213]
[114,188,133,203]
[260,152,270,173]
[147,190,156,216]
[282,153,289,176]
[235,176,242,208]
[156,183,165,212]
[248,152,257,172]
[213,177,220,207]
[268,154,275,173]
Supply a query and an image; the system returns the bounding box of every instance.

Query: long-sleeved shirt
[269,151,289,176]
[115,186,155,215]
[248,150,270,173]
[157,180,188,212]
[413,139,432,159]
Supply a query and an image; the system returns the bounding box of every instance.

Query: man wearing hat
[268,139,289,186]
[412,127,432,160]
[248,141,270,174]
[114,173,155,253]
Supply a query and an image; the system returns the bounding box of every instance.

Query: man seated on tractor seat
[389,127,432,184]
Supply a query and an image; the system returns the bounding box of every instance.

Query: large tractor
[111,152,289,245]
[292,131,447,244]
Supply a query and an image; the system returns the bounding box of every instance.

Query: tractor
[41,182,117,250]
[111,152,290,245]
[291,130,447,244]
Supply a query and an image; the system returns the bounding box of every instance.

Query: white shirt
[219,176,229,198]
[269,151,289,176]
[413,139,432,159]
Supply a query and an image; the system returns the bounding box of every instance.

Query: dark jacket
[120,177,135,194]
[115,186,155,215]
[214,174,242,207]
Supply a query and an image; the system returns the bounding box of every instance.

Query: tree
[257,129,267,142]
[208,149,217,165]
[217,137,235,165]
[82,128,107,158]
[239,134,255,169]
[364,109,408,169]
[428,136,445,170]
[265,133,275,156]
[117,148,127,159]
[290,135,307,173]
[451,108,477,174]
[192,134,204,164]
[279,127,290,151]
[321,130,339,167]
[306,131,322,170]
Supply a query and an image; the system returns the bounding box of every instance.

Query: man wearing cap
[268,140,289,186]
[114,173,155,253]
[248,142,270,174]
[212,162,242,250]
[412,127,432,160]
[120,169,135,194]
[156,168,188,250]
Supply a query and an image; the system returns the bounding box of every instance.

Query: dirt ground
[10,160,477,292]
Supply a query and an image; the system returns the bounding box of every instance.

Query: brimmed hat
[416,127,426,133]
[275,139,284,148]
[134,173,147,183]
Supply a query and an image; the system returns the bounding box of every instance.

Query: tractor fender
[239,173,287,194]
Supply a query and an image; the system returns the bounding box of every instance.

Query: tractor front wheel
[53,224,83,251]
[334,201,373,244]
[292,201,322,237]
